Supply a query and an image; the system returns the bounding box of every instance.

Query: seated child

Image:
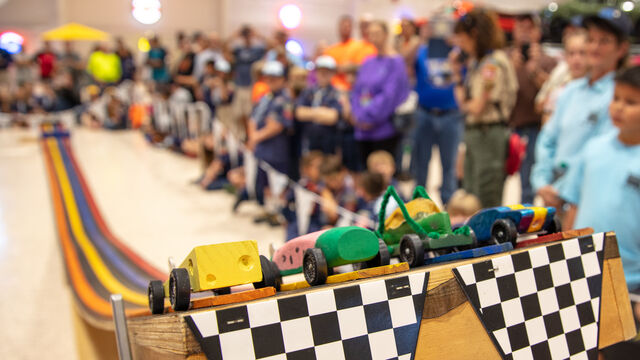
[319,154,357,226]
[446,189,482,225]
[367,150,397,188]
[283,151,324,240]
[355,171,386,226]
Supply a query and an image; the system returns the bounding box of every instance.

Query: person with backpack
[450,9,518,207]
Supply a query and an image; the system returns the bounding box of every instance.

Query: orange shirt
[251,81,270,104]
[324,39,377,91]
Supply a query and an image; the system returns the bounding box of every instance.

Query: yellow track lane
[47,139,148,305]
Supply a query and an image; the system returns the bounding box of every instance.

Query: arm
[563,205,578,231]
[531,92,566,192]
[311,107,339,125]
[320,188,339,224]
[252,115,285,144]
[456,86,491,116]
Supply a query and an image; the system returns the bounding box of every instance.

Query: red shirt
[36,52,56,79]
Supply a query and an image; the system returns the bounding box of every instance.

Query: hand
[245,137,257,151]
[510,48,524,69]
[537,185,561,208]
[211,76,223,88]
[354,120,373,131]
[448,49,464,77]
[525,43,542,71]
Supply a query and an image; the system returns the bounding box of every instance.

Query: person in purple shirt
[350,20,410,164]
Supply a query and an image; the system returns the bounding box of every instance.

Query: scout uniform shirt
[531,72,615,193]
[464,50,518,125]
[251,89,293,171]
[296,85,343,154]
[559,131,640,291]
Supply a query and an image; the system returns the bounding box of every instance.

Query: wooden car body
[381,196,475,256]
[314,226,380,268]
[163,240,263,295]
[466,205,557,242]
[272,230,325,276]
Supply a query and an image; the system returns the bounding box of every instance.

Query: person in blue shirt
[295,55,343,155]
[560,66,640,358]
[147,36,170,84]
[246,61,293,208]
[411,24,462,205]
[532,8,630,209]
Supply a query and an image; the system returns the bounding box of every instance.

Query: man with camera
[508,14,557,204]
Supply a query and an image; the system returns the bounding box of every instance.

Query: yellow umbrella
[42,23,110,41]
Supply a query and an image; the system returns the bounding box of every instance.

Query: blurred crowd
[2,7,640,330]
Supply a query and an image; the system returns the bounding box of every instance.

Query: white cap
[315,55,337,70]
[262,60,285,77]
[215,59,231,73]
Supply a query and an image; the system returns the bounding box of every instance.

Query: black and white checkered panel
[452,233,605,360]
[186,272,429,360]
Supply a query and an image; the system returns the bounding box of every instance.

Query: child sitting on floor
[367,150,397,187]
[446,189,482,226]
[355,171,387,227]
[319,154,357,226]
[283,151,324,240]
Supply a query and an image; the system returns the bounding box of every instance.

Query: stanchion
[110,294,133,360]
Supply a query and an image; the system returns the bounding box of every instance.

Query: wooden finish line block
[413,232,636,359]
[279,262,410,291]
[127,233,635,360]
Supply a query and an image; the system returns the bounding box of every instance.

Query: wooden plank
[279,263,409,291]
[516,227,594,248]
[128,233,635,359]
[188,287,276,311]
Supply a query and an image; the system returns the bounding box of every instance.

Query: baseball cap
[583,7,632,41]
[262,60,285,77]
[215,59,231,73]
[315,55,337,70]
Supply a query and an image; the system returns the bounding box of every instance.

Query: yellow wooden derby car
[148,240,280,314]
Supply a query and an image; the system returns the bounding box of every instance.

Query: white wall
[0,0,557,57]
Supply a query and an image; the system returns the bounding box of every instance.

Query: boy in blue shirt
[295,55,343,155]
[560,66,640,357]
[247,61,293,223]
[532,8,631,209]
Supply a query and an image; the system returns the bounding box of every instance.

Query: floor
[0,127,521,359]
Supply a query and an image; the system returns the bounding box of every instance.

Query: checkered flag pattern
[452,233,605,360]
[186,272,429,360]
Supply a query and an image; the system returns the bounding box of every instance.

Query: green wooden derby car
[303,226,389,285]
[377,186,476,268]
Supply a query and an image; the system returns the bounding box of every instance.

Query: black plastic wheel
[399,234,425,268]
[364,239,391,268]
[491,218,518,246]
[254,255,282,291]
[169,268,191,311]
[457,229,479,251]
[148,280,165,315]
[303,248,328,286]
[546,215,562,234]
